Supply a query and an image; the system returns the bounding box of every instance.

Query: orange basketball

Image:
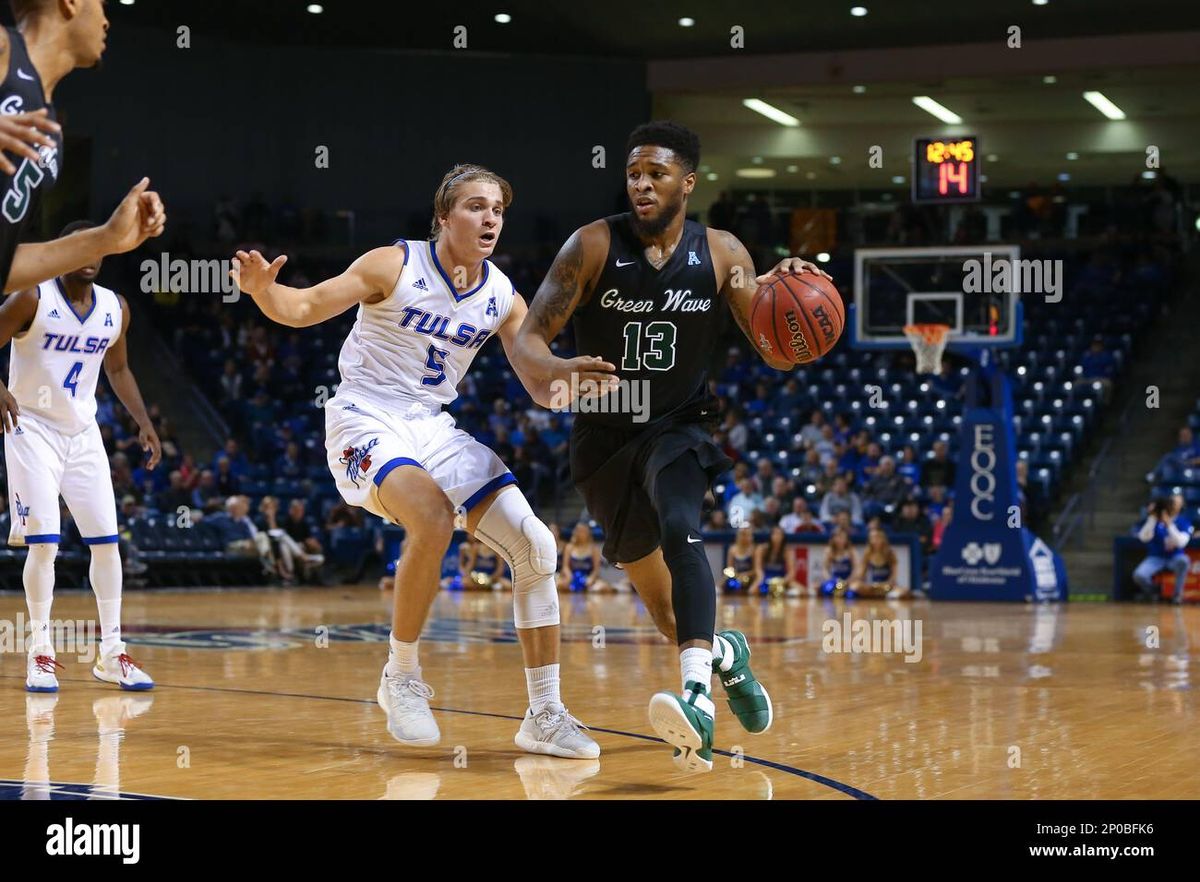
[749,271,844,365]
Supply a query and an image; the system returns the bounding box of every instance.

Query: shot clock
[912,136,980,204]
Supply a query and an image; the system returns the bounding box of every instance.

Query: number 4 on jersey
[62,361,83,398]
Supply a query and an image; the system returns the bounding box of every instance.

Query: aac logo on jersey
[339,437,379,488]
[486,295,498,318]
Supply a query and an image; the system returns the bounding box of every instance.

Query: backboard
[848,246,1023,351]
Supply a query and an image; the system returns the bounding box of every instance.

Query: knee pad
[474,488,560,629]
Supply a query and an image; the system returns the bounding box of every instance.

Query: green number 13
[621,321,677,372]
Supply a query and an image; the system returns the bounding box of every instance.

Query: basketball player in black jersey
[512,121,830,771]
[0,0,166,295]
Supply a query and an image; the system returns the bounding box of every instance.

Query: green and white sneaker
[648,681,715,773]
[713,630,773,734]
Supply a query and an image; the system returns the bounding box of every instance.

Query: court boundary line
[3,675,877,800]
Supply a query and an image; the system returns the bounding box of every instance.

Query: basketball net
[903,324,951,374]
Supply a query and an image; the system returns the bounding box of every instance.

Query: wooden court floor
[1,587,1197,800]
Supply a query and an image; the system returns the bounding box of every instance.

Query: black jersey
[0,27,62,294]
[571,213,721,428]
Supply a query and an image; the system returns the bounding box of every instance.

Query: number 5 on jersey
[422,344,449,386]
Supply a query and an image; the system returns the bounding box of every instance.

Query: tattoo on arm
[529,231,584,337]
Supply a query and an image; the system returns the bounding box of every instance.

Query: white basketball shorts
[5,414,118,547]
[324,395,515,524]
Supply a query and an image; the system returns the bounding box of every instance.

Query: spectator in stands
[724,409,749,453]
[778,377,805,417]
[744,382,772,417]
[892,498,933,556]
[215,439,250,478]
[158,470,192,513]
[857,441,884,484]
[760,496,782,527]
[719,347,751,389]
[925,484,950,521]
[283,498,324,558]
[210,495,274,574]
[923,440,957,490]
[932,501,953,550]
[832,413,853,445]
[326,499,365,530]
[1078,335,1116,403]
[770,475,793,507]
[798,448,824,488]
[820,476,864,527]
[1158,427,1200,475]
[815,425,837,464]
[897,445,922,487]
[1133,494,1193,603]
[278,441,304,479]
[728,478,764,527]
[214,456,240,496]
[706,508,729,531]
[815,459,841,497]
[863,456,909,518]
[755,458,777,490]
[259,496,324,585]
[219,358,243,403]
[779,497,824,535]
[799,409,826,448]
[192,470,218,512]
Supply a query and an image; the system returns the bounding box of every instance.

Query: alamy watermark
[140,252,240,302]
[963,252,1062,303]
[548,374,651,424]
[1,614,98,663]
[821,612,923,663]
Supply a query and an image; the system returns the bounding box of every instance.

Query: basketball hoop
[904,323,951,374]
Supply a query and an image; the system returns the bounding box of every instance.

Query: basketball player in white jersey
[0,219,161,692]
[231,165,601,758]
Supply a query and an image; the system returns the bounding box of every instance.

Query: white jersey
[8,278,122,435]
[334,239,514,412]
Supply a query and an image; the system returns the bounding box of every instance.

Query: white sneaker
[377,667,440,746]
[514,702,600,759]
[92,646,155,691]
[26,649,63,693]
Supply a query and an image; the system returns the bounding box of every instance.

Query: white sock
[90,543,125,656]
[712,634,736,672]
[525,663,561,714]
[680,647,713,694]
[24,543,56,653]
[386,635,419,677]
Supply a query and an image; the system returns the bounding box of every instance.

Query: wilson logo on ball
[784,310,814,362]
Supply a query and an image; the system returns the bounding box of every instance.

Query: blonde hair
[430,164,513,240]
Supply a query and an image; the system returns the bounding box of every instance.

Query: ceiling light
[678,17,695,27]
[735,168,777,179]
[912,95,963,124]
[742,98,800,126]
[495,13,512,23]
[1083,91,1126,120]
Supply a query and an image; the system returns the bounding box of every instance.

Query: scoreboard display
[912,136,980,204]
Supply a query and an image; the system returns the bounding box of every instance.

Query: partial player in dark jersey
[512,121,830,772]
[0,0,166,295]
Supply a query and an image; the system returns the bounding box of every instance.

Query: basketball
[750,271,845,365]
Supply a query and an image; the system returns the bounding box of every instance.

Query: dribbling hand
[756,257,832,285]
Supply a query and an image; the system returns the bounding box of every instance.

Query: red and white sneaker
[26,648,63,693]
[92,646,155,691]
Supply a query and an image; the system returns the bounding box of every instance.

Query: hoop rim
[902,323,952,344]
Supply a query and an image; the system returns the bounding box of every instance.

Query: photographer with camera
[1133,492,1193,603]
